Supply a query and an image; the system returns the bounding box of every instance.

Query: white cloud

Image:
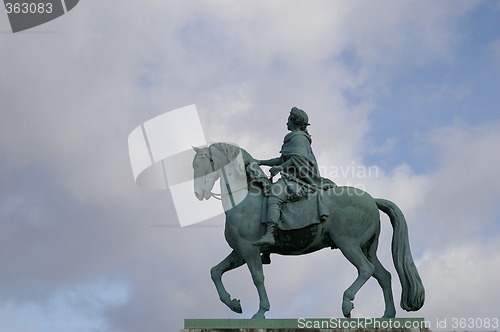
[418,240,500,325]
[420,122,500,246]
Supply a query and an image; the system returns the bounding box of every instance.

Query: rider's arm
[257,157,281,166]
[269,157,293,176]
[279,158,293,170]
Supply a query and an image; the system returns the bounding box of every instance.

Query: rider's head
[289,107,310,132]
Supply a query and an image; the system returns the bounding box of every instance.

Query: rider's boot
[253,222,276,246]
[253,196,280,246]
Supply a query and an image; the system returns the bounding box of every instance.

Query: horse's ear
[192,146,202,153]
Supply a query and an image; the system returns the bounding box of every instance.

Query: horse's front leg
[211,250,245,313]
[241,245,270,319]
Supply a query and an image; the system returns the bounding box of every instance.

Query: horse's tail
[375,198,425,311]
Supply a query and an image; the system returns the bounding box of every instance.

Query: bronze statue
[254,107,334,246]
[192,107,424,319]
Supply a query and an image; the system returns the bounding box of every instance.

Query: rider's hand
[269,166,282,177]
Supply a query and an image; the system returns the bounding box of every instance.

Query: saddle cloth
[279,191,329,231]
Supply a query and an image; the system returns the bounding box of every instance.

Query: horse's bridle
[205,146,221,200]
[207,145,236,208]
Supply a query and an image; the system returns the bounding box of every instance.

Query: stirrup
[253,234,276,246]
[253,222,276,246]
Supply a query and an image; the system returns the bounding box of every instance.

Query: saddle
[246,160,335,231]
[279,190,328,230]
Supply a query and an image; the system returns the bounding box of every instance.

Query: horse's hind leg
[368,237,396,318]
[339,245,375,318]
[211,250,245,314]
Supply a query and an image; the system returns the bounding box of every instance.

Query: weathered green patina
[254,107,335,246]
[192,108,424,319]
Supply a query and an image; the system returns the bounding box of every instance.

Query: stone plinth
[182,318,430,332]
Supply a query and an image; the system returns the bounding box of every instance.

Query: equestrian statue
[192,107,424,319]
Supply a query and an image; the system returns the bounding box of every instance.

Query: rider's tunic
[277,130,324,200]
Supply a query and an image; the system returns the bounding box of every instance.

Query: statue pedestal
[182,318,430,331]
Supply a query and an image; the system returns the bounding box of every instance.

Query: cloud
[418,239,500,322]
[420,121,500,247]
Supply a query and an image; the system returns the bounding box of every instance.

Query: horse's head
[192,143,247,203]
[192,146,221,201]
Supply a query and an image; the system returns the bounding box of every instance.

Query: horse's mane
[210,142,244,163]
[210,142,271,195]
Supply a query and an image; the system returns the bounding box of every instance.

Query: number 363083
[5,2,53,14]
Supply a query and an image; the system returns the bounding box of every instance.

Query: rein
[208,145,237,208]
[210,192,222,200]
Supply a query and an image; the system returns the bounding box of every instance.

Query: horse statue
[192,142,424,319]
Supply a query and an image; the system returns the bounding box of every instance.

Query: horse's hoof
[382,310,396,318]
[342,299,354,318]
[251,312,266,319]
[229,299,242,314]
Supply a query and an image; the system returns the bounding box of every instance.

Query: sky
[1,1,500,331]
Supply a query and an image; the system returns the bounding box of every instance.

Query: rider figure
[254,107,324,246]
